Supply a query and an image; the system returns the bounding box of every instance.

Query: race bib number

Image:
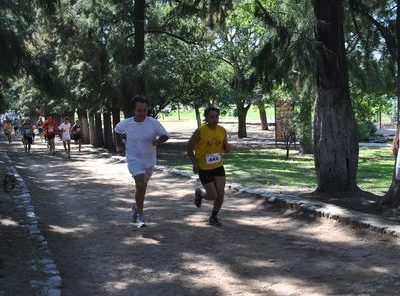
[206,153,221,165]
[48,128,53,133]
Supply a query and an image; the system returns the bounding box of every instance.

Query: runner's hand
[192,162,199,173]
[116,145,123,155]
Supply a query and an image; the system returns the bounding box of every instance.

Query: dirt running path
[3,139,400,296]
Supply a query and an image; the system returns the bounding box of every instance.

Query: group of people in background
[1,115,82,157]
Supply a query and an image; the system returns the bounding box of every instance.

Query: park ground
[1,120,400,295]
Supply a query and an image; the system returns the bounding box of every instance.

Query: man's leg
[212,176,226,216]
[195,169,217,207]
[194,181,217,208]
[133,174,148,214]
[51,138,55,153]
[202,182,218,201]
[133,173,148,227]
[27,137,32,152]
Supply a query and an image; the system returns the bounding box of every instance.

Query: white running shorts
[127,162,154,183]
[62,134,71,142]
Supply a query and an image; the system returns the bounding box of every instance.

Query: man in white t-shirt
[58,117,72,159]
[115,96,169,228]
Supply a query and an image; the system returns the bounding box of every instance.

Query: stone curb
[0,153,62,296]
[153,164,400,238]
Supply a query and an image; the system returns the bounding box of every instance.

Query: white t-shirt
[114,116,169,168]
[58,122,71,140]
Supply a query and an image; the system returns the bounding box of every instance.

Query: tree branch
[351,0,397,58]
[146,29,199,45]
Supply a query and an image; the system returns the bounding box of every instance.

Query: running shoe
[137,214,146,228]
[131,204,138,223]
[209,216,222,227]
[194,188,203,208]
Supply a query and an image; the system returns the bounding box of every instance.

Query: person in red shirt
[42,115,57,154]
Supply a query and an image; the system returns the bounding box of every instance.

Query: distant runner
[187,106,229,227]
[20,118,34,152]
[12,117,20,135]
[37,117,44,141]
[58,117,72,159]
[3,117,13,143]
[71,119,82,152]
[114,96,169,228]
[43,115,57,154]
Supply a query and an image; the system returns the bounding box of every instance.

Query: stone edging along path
[153,164,400,238]
[0,152,62,296]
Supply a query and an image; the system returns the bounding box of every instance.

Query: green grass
[160,106,394,124]
[160,106,275,121]
[158,146,394,193]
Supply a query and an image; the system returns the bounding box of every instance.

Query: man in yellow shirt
[3,117,13,143]
[187,106,229,226]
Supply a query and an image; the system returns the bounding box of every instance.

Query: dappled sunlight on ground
[48,223,94,235]
[0,217,19,227]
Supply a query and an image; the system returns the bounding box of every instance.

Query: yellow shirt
[195,124,226,170]
[3,121,12,132]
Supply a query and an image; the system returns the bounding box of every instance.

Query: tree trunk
[383,0,400,206]
[94,112,104,148]
[258,103,269,130]
[78,109,90,144]
[123,0,145,116]
[298,97,313,155]
[312,0,358,192]
[237,102,251,138]
[195,106,202,128]
[111,108,121,149]
[88,111,95,146]
[103,110,114,150]
[112,108,121,126]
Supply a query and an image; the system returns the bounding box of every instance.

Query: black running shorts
[23,135,33,144]
[198,166,226,185]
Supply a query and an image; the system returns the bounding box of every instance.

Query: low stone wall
[0,153,62,296]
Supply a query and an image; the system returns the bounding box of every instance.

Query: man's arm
[114,120,125,154]
[223,130,229,153]
[152,134,169,146]
[115,132,124,154]
[187,129,200,173]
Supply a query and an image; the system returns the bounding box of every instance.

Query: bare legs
[134,174,148,214]
[63,140,71,158]
[200,176,226,216]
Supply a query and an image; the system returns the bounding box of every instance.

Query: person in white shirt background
[58,117,72,159]
[114,96,169,228]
